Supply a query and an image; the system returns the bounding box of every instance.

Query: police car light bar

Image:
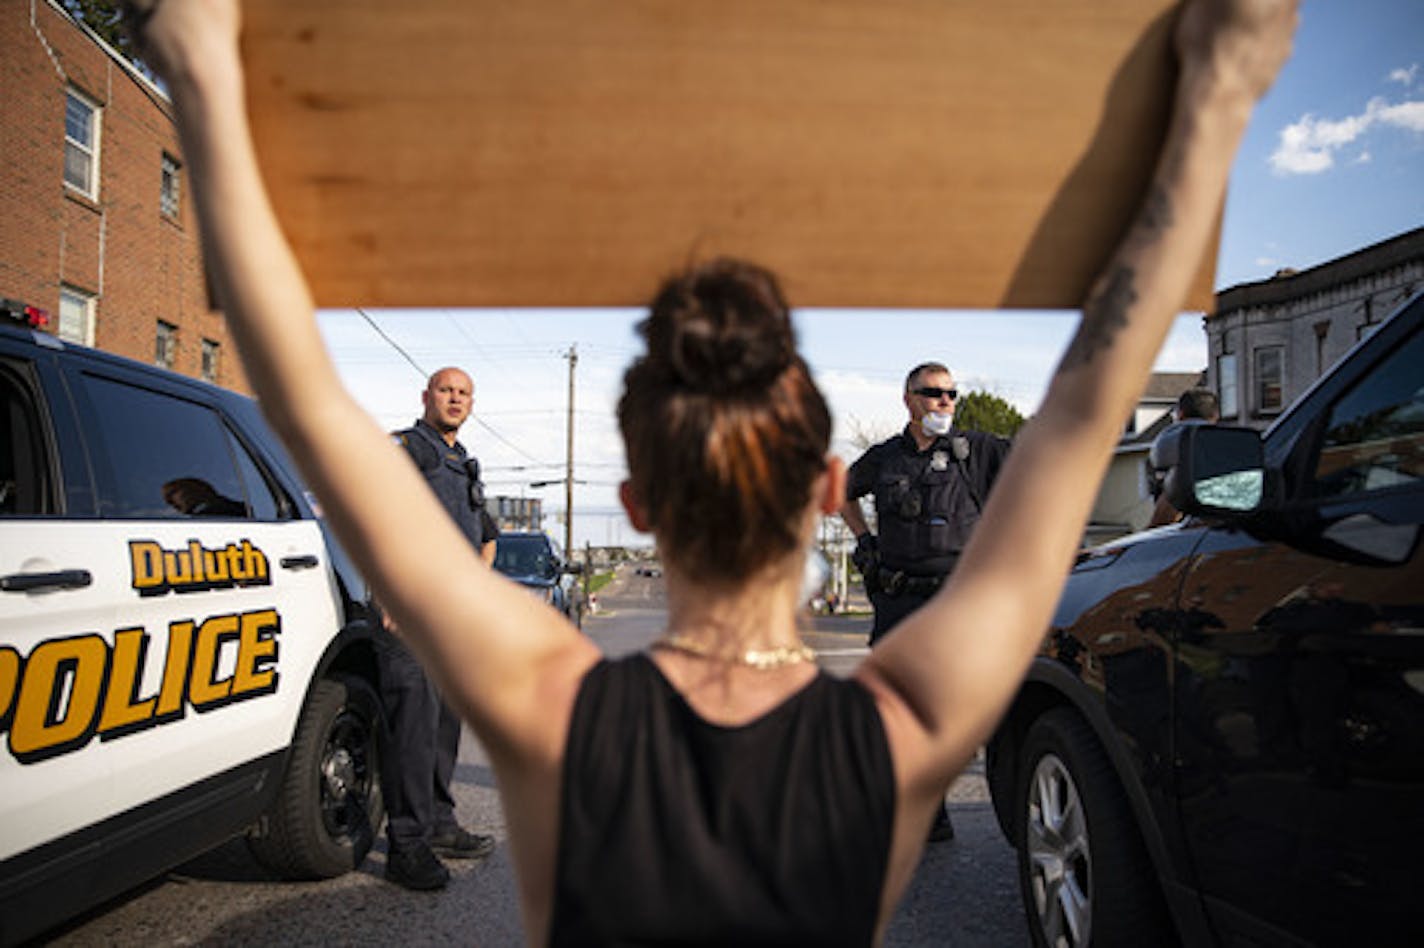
[1,298,50,329]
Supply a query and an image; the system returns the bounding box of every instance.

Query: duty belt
[877,570,946,597]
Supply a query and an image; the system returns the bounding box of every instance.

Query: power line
[355,307,426,377]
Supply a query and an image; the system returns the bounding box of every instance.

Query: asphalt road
[44,567,1029,946]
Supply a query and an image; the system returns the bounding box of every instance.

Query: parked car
[986,291,1423,947]
[0,305,385,944]
[493,531,582,621]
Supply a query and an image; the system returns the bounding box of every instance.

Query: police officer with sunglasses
[840,361,1011,841]
[379,367,498,889]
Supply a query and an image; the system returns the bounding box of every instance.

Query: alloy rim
[1026,752,1092,948]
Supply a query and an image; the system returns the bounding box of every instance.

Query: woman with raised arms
[126,1,1296,942]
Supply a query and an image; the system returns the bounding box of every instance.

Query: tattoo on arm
[1059,182,1173,371]
[1137,184,1175,235]
[1062,265,1137,371]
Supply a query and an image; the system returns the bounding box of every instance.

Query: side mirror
[564,561,585,575]
[1156,424,1266,517]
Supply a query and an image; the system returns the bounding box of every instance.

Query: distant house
[1085,370,1206,545]
[1125,371,1205,438]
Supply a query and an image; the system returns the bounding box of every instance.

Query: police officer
[840,361,1010,841]
[378,366,497,890]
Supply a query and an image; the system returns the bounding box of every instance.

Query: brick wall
[0,0,248,393]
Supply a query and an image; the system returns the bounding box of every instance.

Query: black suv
[986,292,1422,947]
[0,308,385,944]
[493,531,582,621]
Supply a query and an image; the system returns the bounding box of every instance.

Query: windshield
[494,536,558,579]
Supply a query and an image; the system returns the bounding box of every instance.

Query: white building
[1207,227,1423,429]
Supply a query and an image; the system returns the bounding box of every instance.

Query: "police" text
[0,609,281,764]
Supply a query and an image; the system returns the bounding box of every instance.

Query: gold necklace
[651,632,817,670]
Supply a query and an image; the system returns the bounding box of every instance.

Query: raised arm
[859,0,1298,812]
[128,1,599,765]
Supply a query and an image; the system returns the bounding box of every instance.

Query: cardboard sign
[242,0,1217,310]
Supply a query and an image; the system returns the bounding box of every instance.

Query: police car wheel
[1014,709,1174,948]
[247,675,385,879]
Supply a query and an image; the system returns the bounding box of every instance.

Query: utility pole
[564,345,577,560]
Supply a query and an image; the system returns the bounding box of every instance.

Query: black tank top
[549,654,895,946]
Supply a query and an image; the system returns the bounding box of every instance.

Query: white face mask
[921,411,953,437]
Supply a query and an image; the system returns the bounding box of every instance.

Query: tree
[954,390,1026,438]
[62,1,141,63]
[841,414,897,453]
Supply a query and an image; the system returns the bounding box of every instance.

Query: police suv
[0,302,385,944]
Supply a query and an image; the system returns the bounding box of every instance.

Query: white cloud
[1255,255,1280,268]
[1354,150,1372,164]
[1374,98,1424,131]
[1270,95,1424,175]
[1389,64,1419,86]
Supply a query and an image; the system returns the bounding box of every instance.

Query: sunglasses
[912,386,959,400]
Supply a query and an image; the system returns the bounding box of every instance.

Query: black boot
[385,843,450,890]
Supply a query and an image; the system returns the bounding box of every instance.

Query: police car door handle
[280,554,320,570]
[0,569,93,592]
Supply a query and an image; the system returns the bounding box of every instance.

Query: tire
[247,674,385,879]
[1015,708,1174,948]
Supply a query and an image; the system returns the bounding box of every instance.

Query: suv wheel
[247,674,385,878]
[1016,709,1173,947]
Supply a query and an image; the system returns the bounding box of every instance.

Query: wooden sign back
[241,0,1218,310]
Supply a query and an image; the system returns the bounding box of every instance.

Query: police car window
[225,426,283,520]
[1312,327,1424,499]
[0,365,48,516]
[81,374,250,519]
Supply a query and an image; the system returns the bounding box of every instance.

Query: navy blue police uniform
[846,425,1010,644]
[377,418,491,861]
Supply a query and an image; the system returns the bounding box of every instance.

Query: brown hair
[1176,387,1220,421]
[618,258,832,583]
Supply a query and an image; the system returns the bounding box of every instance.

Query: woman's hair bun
[641,258,796,395]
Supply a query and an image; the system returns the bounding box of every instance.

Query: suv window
[1312,327,1424,499]
[81,374,256,519]
[226,427,285,520]
[0,364,49,516]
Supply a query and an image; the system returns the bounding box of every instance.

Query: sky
[316,0,1424,551]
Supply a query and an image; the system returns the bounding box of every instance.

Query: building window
[58,286,95,345]
[1217,353,1238,418]
[1356,295,1385,341]
[156,320,178,369]
[201,338,220,382]
[64,89,101,198]
[1254,346,1284,414]
[160,153,181,218]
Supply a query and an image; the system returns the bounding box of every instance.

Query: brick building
[1,0,243,391]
